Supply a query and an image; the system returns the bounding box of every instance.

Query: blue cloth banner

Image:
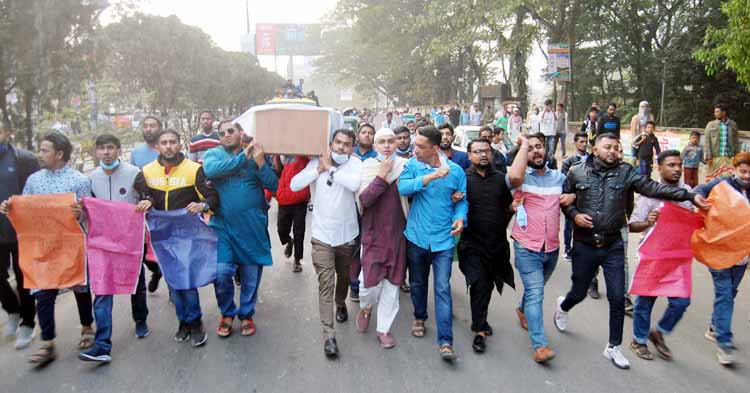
[146,210,217,290]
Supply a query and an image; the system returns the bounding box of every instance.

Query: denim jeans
[709,264,747,347]
[92,266,148,352]
[171,288,202,324]
[639,159,653,177]
[407,241,454,346]
[632,296,690,344]
[36,289,93,341]
[561,239,626,346]
[214,263,263,320]
[563,219,573,254]
[514,242,558,349]
[546,136,557,157]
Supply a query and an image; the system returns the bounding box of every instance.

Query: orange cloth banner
[691,181,750,269]
[7,193,86,289]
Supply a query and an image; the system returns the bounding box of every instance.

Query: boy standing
[681,131,704,188]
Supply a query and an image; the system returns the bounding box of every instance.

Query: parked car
[452,125,482,152]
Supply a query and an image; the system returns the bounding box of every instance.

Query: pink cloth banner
[82,197,145,295]
[630,202,704,298]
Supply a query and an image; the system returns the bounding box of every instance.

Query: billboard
[546,43,571,82]
[255,24,322,56]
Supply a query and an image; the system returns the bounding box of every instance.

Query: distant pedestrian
[681,131,705,188]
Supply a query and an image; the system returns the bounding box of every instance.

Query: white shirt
[290,156,362,246]
[539,109,557,136]
[529,113,541,133]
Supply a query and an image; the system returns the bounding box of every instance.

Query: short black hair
[574,132,588,142]
[646,120,656,128]
[594,132,619,144]
[406,120,415,125]
[437,122,454,135]
[608,102,617,109]
[95,134,121,149]
[714,103,727,113]
[156,129,181,143]
[42,132,73,162]
[142,115,163,130]
[479,126,493,136]
[198,110,214,119]
[690,130,701,138]
[544,99,553,106]
[589,107,599,113]
[467,138,490,153]
[331,129,356,144]
[394,126,410,135]
[418,126,442,146]
[657,149,681,165]
[358,123,375,133]
[527,132,546,145]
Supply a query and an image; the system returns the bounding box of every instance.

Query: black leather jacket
[563,156,695,246]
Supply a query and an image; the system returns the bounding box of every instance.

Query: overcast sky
[137,0,339,51]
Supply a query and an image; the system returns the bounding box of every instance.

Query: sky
[135,0,339,52]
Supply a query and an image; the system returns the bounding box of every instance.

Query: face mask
[376,153,387,161]
[100,159,120,171]
[734,175,750,189]
[331,152,349,165]
[516,205,528,228]
[397,146,411,155]
[639,109,650,122]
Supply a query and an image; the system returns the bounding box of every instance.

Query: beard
[143,131,157,144]
[528,157,547,170]
[440,142,451,150]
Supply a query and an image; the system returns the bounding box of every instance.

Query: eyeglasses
[471,149,491,155]
[218,128,236,137]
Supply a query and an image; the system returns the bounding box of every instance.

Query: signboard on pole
[546,44,571,82]
[255,23,321,56]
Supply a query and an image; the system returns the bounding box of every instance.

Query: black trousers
[0,242,36,328]
[277,202,307,261]
[459,251,496,333]
[36,289,93,341]
[561,239,626,346]
[144,260,161,278]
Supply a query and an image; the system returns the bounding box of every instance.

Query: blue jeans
[92,266,148,352]
[632,296,690,344]
[171,288,202,324]
[639,159,653,177]
[563,219,573,254]
[709,264,747,347]
[514,242,558,349]
[546,136,557,157]
[407,241,454,346]
[214,263,263,320]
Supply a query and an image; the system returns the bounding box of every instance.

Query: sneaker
[135,320,149,339]
[624,297,634,316]
[15,326,35,349]
[563,252,572,261]
[587,283,601,300]
[4,313,20,337]
[377,332,396,349]
[190,322,208,347]
[553,296,568,332]
[284,239,294,259]
[78,345,111,363]
[603,344,630,369]
[716,345,735,366]
[350,287,360,303]
[147,273,161,293]
[704,326,716,343]
[174,323,190,343]
[439,344,457,361]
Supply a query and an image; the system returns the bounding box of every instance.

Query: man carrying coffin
[142,129,219,347]
[78,134,153,363]
[1,132,93,365]
[203,121,278,338]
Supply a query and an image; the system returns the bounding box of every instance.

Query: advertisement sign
[255,23,321,56]
[546,44,571,82]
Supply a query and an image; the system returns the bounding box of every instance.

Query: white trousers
[358,271,400,333]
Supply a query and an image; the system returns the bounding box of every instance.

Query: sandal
[629,341,654,360]
[240,318,256,336]
[79,326,95,350]
[29,343,57,365]
[217,317,233,338]
[411,320,425,338]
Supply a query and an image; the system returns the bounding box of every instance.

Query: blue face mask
[516,205,528,228]
[100,159,120,171]
[397,146,411,155]
[376,153,386,161]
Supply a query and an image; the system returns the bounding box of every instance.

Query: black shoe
[292,260,302,273]
[174,323,190,343]
[234,270,241,286]
[324,338,338,357]
[336,306,348,323]
[190,321,208,347]
[587,282,601,300]
[485,325,493,336]
[624,297,634,316]
[284,240,294,259]
[472,334,486,353]
[350,287,360,303]
[148,273,161,293]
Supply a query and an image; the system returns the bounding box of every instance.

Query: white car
[452,125,483,152]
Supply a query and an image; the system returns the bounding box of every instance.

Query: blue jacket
[696,176,750,201]
[203,147,279,265]
[398,157,468,252]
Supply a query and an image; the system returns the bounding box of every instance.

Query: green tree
[695,0,750,88]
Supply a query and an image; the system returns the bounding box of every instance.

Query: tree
[695,0,750,88]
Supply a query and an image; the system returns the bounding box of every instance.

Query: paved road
[0,202,747,393]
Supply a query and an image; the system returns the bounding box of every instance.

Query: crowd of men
[0,100,747,371]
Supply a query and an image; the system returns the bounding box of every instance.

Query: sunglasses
[218,128,236,137]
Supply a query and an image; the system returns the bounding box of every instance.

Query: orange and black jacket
[142,153,219,211]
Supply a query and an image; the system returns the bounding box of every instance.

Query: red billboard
[255,24,277,55]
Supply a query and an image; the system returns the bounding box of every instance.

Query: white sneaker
[553,296,568,331]
[603,344,631,369]
[15,326,35,349]
[717,345,735,365]
[3,313,20,337]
